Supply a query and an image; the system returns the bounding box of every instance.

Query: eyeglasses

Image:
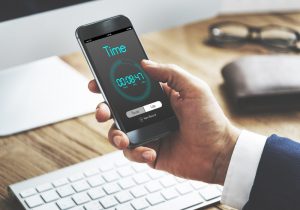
[207,21,300,52]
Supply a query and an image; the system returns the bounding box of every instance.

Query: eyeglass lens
[212,24,248,41]
[260,28,298,48]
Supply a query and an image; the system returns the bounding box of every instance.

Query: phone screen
[83,27,174,132]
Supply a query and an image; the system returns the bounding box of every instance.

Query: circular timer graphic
[110,59,151,102]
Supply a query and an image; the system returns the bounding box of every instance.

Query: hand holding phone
[89,60,241,185]
[76,15,178,147]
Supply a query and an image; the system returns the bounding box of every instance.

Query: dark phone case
[76,15,178,147]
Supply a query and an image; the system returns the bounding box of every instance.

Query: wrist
[213,124,241,185]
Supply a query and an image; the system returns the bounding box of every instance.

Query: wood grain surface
[1,12,300,210]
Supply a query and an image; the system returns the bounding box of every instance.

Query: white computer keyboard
[9,151,222,210]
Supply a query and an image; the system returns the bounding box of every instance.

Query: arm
[222,132,300,210]
[243,135,300,210]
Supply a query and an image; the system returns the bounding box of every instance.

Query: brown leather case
[222,55,300,112]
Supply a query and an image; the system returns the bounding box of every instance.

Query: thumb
[141,60,194,97]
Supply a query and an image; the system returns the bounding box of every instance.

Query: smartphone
[76,15,178,147]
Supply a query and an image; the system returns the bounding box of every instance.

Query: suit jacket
[243,135,300,210]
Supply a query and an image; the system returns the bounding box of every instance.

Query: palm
[150,82,230,183]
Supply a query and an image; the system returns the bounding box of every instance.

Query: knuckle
[196,79,210,91]
[167,64,179,70]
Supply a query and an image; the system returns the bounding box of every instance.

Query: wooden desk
[1,12,300,210]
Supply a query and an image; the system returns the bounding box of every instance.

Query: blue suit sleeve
[243,135,300,210]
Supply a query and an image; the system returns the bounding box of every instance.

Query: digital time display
[115,72,146,88]
[110,59,151,102]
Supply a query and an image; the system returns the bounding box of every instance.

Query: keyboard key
[102,171,120,182]
[72,180,90,192]
[115,191,133,203]
[114,158,130,167]
[87,187,106,200]
[130,186,147,198]
[132,163,148,172]
[56,197,76,210]
[84,168,99,177]
[57,185,75,197]
[99,164,113,172]
[217,185,223,191]
[69,173,84,182]
[148,192,203,210]
[40,190,60,203]
[25,195,44,208]
[145,181,162,193]
[70,207,85,210]
[84,201,103,210]
[146,192,165,205]
[176,183,193,195]
[53,178,69,188]
[161,188,179,200]
[87,175,105,187]
[20,188,37,198]
[72,192,91,205]
[116,203,135,210]
[31,203,60,210]
[190,180,207,190]
[131,198,149,210]
[175,177,186,183]
[99,196,118,208]
[36,183,53,192]
[118,178,135,189]
[103,183,121,195]
[199,186,221,201]
[159,176,176,188]
[147,170,165,179]
[132,173,150,184]
[117,166,135,177]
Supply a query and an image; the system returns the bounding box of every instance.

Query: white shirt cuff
[221,130,267,209]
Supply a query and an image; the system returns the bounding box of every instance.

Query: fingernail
[142,151,153,162]
[113,136,121,147]
[142,59,156,66]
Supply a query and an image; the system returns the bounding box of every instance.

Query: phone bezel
[76,15,178,147]
[76,15,132,42]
